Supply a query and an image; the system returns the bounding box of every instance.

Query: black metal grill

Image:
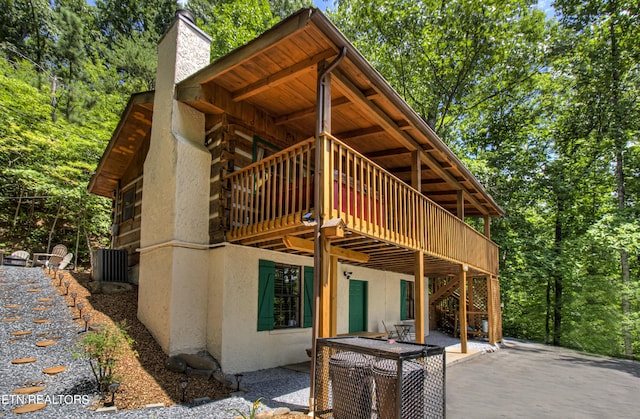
[315,337,445,418]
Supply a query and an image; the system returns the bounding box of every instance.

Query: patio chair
[4,250,31,266]
[32,244,68,268]
[382,321,398,340]
[58,253,75,271]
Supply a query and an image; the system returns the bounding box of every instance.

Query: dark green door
[349,280,368,333]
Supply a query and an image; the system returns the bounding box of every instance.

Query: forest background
[1,0,638,360]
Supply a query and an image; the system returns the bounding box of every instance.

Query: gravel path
[0,267,312,418]
[0,266,98,417]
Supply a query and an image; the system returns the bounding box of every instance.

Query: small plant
[229,397,263,419]
[74,321,136,393]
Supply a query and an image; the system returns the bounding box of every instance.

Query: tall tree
[555,0,640,358]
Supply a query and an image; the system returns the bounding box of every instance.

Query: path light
[57,272,64,286]
[53,265,59,280]
[76,302,84,319]
[70,292,77,307]
[179,377,188,403]
[83,314,91,332]
[64,281,70,295]
[105,382,120,407]
[234,373,243,391]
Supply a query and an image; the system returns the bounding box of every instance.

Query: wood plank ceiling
[180,8,503,219]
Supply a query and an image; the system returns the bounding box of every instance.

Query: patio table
[395,324,412,341]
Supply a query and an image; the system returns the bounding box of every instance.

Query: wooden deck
[227,135,499,277]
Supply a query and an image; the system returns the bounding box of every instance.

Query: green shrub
[74,321,136,393]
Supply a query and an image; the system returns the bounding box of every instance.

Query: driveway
[447,339,640,418]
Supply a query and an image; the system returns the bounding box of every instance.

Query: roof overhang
[178,8,503,217]
[88,91,154,198]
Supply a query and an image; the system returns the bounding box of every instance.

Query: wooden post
[330,256,338,337]
[411,150,425,343]
[319,236,332,337]
[414,251,425,343]
[484,215,491,238]
[411,150,421,190]
[487,274,495,345]
[457,190,465,220]
[459,265,468,353]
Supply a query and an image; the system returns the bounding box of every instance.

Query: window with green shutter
[257,260,275,331]
[258,260,312,331]
[400,280,415,321]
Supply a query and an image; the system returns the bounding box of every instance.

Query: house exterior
[88,8,503,374]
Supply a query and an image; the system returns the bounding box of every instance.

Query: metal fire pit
[314,337,445,418]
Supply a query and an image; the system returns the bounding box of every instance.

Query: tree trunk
[12,187,23,228]
[47,199,62,254]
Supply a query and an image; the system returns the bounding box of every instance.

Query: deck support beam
[459,265,468,353]
[484,215,491,238]
[411,150,425,343]
[414,251,425,343]
[487,274,495,345]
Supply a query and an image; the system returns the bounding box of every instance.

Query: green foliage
[188,0,278,60]
[229,397,264,419]
[0,55,112,261]
[74,322,136,393]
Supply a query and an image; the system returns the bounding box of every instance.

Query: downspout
[310,46,346,415]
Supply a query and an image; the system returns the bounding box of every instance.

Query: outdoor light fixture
[83,314,91,332]
[64,281,70,295]
[57,272,64,286]
[343,271,352,280]
[77,302,84,319]
[105,382,120,407]
[179,377,188,403]
[301,212,317,226]
[70,292,77,307]
[234,373,243,391]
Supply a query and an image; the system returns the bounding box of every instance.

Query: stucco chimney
[138,11,212,355]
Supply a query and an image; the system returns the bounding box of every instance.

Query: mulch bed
[60,271,231,410]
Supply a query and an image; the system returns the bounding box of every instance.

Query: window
[274,264,300,328]
[400,280,415,320]
[121,188,135,222]
[257,260,313,331]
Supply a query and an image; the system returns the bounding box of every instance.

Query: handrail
[226,135,498,274]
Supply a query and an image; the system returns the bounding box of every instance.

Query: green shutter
[303,266,314,328]
[400,280,407,321]
[257,260,275,331]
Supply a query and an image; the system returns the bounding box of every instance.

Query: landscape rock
[212,370,234,387]
[165,356,187,373]
[185,366,213,378]
[176,353,216,371]
[197,350,222,371]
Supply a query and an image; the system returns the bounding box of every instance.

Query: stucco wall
[205,244,417,374]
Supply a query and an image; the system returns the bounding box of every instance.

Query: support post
[330,256,338,337]
[310,49,345,415]
[487,274,495,345]
[459,265,468,353]
[457,190,465,220]
[484,215,491,238]
[414,251,425,343]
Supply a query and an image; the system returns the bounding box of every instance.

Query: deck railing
[227,135,498,274]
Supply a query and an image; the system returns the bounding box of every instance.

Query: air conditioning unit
[91,249,128,282]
